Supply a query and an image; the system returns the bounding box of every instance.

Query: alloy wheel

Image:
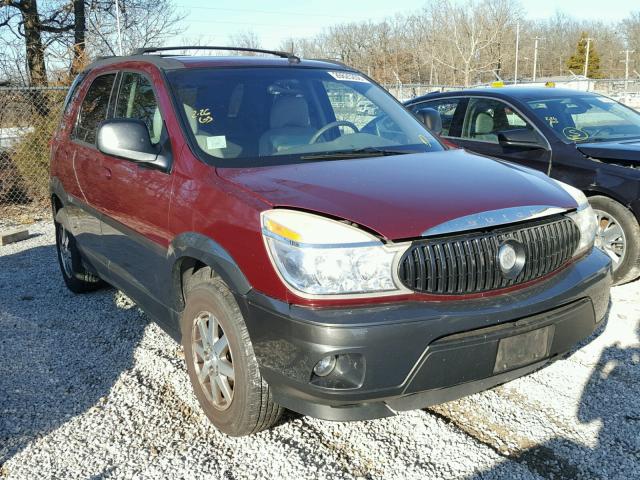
[593,209,626,270]
[58,225,74,277]
[191,311,235,410]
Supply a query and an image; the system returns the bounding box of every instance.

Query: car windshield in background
[166,67,442,165]
[526,94,640,144]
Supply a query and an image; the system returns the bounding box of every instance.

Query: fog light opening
[313,355,337,377]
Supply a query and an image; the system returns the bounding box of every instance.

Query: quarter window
[73,73,116,144]
[462,98,534,144]
[115,72,163,144]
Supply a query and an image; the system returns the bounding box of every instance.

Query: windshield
[166,67,443,166]
[526,94,640,144]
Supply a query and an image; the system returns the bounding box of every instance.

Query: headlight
[556,181,597,256]
[261,209,408,296]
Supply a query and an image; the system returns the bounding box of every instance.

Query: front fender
[167,232,252,310]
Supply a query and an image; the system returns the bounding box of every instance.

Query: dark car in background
[406,87,640,285]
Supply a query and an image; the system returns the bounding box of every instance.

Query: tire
[589,195,640,285]
[181,267,283,436]
[55,220,102,293]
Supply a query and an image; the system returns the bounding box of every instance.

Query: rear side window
[73,73,116,144]
[114,72,163,144]
[410,98,463,136]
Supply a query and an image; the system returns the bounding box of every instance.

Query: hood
[218,149,577,240]
[577,139,640,164]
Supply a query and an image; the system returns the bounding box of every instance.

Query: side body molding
[168,232,253,308]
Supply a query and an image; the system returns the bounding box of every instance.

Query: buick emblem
[497,240,526,279]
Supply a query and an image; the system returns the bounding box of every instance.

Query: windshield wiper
[301,147,417,161]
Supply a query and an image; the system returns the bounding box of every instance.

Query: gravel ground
[1,221,638,480]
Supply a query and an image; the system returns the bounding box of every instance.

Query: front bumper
[239,248,612,421]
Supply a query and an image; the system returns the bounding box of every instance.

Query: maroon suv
[50,47,612,436]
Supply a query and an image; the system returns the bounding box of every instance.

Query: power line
[173,4,390,20]
[182,18,321,29]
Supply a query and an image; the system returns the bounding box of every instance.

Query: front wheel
[181,268,282,436]
[589,195,640,285]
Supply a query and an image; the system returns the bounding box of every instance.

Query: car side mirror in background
[415,107,443,136]
[497,128,544,148]
[97,119,169,168]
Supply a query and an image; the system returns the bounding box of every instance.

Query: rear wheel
[589,195,640,285]
[181,267,282,436]
[55,221,102,293]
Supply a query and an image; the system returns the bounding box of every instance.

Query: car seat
[474,112,497,142]
[258,96,316,155]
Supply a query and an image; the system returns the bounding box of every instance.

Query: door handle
[103,167,112,179]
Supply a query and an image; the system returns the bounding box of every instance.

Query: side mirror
[497,128,543,148]
[97,118,161,164]
[415,107,443,136]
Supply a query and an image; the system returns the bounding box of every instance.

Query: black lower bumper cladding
[240,248,612,421]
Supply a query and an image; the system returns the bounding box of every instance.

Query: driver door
[456,98,551,174]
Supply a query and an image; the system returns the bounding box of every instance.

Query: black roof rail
[132,46,301,63]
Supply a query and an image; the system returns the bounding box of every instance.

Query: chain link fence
[0,86,67,221]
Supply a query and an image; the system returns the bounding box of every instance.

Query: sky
[171,0,637,50]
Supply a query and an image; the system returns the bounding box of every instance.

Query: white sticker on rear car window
[327,71,369,83]
[206,135,227,150]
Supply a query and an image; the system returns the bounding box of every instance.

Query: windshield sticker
[562,127,589,142]
[192,108,213,124]
[327,71,369,83]
[206,135,227,150]
[545,116,559,128]
[418,134,432,146]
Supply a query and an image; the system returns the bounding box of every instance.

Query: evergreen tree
[566,32,602,78]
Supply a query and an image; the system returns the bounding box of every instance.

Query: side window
[410,98,462,136]
[73,73,116,144]
[115,72,162,144]
[462,98,534,144]
[62,71,87,118]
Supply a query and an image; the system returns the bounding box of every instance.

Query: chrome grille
[398,216,580,295]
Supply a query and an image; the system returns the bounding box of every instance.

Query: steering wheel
[309,121,359,144]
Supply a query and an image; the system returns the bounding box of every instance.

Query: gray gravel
[1,221,639,480]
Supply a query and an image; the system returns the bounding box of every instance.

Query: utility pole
[533,36,541,82]
[584,37,593,78]
[115,0,123,55]
[621,49,635,94]
[514,22,520,84]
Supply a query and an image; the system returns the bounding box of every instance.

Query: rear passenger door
[99,70,175,320]
[454,97,552,174]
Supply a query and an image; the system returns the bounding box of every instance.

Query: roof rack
[132,46,300,63]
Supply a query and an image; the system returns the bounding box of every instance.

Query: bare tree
[227,29,261,52]
[85,0,186,57]
[0,0,74,85]
[622,11,640,77]
[424,0,520,86]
